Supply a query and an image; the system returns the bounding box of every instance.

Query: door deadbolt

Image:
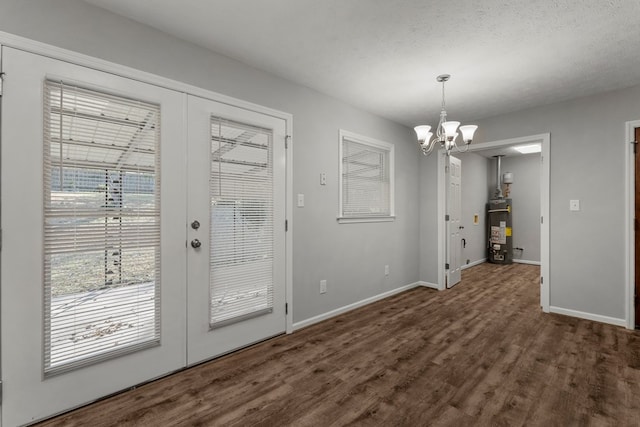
[191,239,202,249]
[191,220,200,230]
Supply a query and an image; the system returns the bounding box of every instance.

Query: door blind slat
[43,80,161,376]
[209,117,274,327]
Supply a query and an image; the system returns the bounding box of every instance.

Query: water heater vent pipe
[494,155,504,198]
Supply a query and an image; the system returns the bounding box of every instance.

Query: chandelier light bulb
[446,132,458,150]
[414,125,432,142]
[442,121,460,140]
[459,125,478,144]
[422,132,433,146]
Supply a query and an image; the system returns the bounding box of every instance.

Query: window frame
[338,129,395,224]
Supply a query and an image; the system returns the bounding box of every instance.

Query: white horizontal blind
[43,80,161,376]
[341,135,391,217]
[209,117,274,328]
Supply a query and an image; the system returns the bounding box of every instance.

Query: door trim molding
[437,133,550,312]
[624,120,640,330]
[0,31,295,332]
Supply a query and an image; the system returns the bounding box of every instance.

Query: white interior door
[0,47,187,426]
[447,155,462,288]
[186,95,287,365]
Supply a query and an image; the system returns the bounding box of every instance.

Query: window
[339,130,395,223]
[209,117,274,327]
[43,80,161,375]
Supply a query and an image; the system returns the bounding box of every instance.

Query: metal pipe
[494,155,504,198]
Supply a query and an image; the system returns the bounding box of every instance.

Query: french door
[0,47,287,426]
[0,46,187,426]
[186,95,286,365]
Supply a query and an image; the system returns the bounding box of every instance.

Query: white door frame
[437,133,551,312]
[625,120,640,330]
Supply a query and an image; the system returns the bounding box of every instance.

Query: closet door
[186,95,287,365]
[0,47,186,426]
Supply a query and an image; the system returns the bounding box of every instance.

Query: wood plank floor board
[36,263,640,426]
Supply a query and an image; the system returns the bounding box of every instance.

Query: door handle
[191,239,202,249]
[191,220,200,230]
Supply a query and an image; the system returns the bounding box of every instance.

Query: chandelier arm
[421,138,439,156]
[452,141,471,154]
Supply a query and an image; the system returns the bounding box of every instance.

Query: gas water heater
[488,156,513,264]
[488,198,513,264]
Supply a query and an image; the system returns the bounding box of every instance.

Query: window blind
[209,117,274,328]
[43,80,161,376]
[341,137,391,217]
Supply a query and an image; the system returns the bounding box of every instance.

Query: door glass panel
[43,81,161,375]
[209,117,274,327]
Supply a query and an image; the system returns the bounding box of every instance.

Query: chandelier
[414,74,477,156]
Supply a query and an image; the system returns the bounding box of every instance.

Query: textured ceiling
[82,0,640,128]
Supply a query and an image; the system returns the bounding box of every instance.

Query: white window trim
[338,129,395,224]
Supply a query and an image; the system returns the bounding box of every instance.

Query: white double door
[0,47,286,426]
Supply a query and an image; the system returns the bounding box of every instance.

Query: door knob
[191,239,202,249]
[191,220,200,230]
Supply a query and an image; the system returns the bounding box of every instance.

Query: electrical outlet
[384,265,389,276]
[320,172,327,185]
[320,279,327,294]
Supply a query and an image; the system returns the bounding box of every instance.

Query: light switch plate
[297,193,305,207]
[569,199,580,211]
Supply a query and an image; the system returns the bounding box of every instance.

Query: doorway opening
[437,134,550,312]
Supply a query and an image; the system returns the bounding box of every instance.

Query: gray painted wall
[423,85,640,321]
[490,154,542,263]
[0,0,420,324]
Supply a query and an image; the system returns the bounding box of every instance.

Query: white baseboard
[418,281,439,289]
[549,306,626,327]
[292,281,422,331]
[461,258,487,270]
[513,259,541,266]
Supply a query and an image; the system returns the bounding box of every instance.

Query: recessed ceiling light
[513,144,541,154]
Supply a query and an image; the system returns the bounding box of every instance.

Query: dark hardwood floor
[38,263,640,426]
